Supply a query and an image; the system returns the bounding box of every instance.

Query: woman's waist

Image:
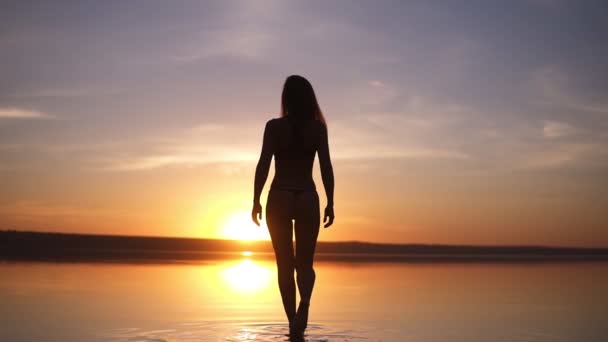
[270,177,316,192]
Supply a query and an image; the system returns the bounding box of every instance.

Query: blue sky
[1,0,607,246]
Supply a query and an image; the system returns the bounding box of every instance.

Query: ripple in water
[103,321,368,342]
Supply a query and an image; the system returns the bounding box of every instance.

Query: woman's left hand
[251,202,263,226]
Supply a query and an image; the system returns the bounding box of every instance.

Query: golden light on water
[221,259,272,294]
[221,211,271,241]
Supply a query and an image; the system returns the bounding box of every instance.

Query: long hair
[281,75,326,125]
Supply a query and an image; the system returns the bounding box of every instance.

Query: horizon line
[2,229,606,250]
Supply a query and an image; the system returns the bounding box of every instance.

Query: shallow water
[1,258,607,341]
[103,321,369,342]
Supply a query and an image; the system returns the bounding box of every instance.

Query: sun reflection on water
[221,258,272,294]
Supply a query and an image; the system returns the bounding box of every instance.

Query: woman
[252,75,335,335]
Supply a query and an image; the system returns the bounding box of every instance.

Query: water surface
[1,259,606,341]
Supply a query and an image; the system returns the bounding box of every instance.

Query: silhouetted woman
[252,75,335,336]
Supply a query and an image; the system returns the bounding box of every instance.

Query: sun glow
[221,259,272,293]
[221,211,271,241]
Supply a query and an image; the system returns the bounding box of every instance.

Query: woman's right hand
[252,202,263,226]
[323,206,335,228]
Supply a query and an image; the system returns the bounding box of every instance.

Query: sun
[221,211,271,241]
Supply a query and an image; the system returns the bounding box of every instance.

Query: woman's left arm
[252,120,273,225]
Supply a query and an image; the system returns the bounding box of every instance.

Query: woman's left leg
[266,189,297,324]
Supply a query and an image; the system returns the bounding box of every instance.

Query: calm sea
[1,258,607,341]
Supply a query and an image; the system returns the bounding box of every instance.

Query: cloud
[190,123,227,132]
[521,142,606,170]
[0,200,126,223]
[102,140,470,172]
[173,29,271,62]
[532,66,608,114]
[7,87,125,99]
[0,107,52,119]
[0,144,22,151]
[89,122,261,171]
[103,149,258,171]
[90,100,476,173]
[330,96,476,162]
[337,145,470,161]
[542,121,577,138]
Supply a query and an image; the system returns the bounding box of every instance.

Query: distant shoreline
[2,230,607,263]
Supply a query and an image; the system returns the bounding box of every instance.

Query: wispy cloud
[102,149,258,171]
[7,87,125,99]
[542,121,577,138]
[100,140,469,172]
[0,143,22,151]
[0,200,128,223]
[330,96,476,162]
[0,107,52,119]
[90,103,475,172]
[88,122,261,171]
[521,142,607,170]
[369,80,385,88]
[173,29,271,62]
[337,144,470,160]
[532,66,608,114]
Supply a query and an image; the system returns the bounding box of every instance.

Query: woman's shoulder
[267,117,287,126]
[267,117,325,132]
[265,117,281,130]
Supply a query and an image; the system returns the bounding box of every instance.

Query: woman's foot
[289,326,303,340]
[291,301,310,333]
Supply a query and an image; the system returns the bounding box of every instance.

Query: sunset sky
[1,1,607,246]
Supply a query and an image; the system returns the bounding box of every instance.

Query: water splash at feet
[103,321,367,342]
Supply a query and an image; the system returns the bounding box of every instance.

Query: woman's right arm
[318,124,335,228]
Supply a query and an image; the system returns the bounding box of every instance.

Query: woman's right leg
[266,189,296,324]
[294,191,320,305]
[292,191,320,332]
